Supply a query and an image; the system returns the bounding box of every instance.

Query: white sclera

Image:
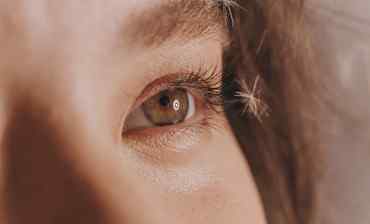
[185,92,196,120]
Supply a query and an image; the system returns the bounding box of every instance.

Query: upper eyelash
[168,64,225,112]
[122,66,227,144]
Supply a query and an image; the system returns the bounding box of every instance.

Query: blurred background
[308,0,370,223]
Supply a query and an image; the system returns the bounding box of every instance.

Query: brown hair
[223,1,324,224]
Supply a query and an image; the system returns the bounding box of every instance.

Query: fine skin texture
[0,0,266,223]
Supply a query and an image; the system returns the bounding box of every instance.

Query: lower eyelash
[122,92,225,158]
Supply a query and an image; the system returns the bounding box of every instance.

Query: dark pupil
[142,88,189,126]
[159,95,171,107]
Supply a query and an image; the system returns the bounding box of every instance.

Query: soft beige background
[308,1,370,223]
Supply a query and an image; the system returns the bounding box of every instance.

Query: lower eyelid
[122,124,210,167]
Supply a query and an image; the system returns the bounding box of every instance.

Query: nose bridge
[1,99,109,224]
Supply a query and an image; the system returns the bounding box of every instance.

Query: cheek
[75,100,265,224]
[169,128,266,223]
[122,124,267,224]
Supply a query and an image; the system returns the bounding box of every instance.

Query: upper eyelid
[130,66,224,110]
[124,39,225,116]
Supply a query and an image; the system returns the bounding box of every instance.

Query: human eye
[124,87,196,129]
[121,67,225,163]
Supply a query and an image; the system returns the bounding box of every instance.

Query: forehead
[0,0,228,90]
[0,0,161,34]
[0,0,227,49]
[0,0,222,31]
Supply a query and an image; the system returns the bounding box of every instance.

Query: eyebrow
[127,0,234,48]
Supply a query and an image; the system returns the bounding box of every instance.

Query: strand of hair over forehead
[213,0,239,27]
[213,0,269,121]
[213,0,238,6]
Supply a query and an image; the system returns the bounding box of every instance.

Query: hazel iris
[142,88,189,126]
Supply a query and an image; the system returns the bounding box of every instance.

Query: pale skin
[0,0,266,223]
